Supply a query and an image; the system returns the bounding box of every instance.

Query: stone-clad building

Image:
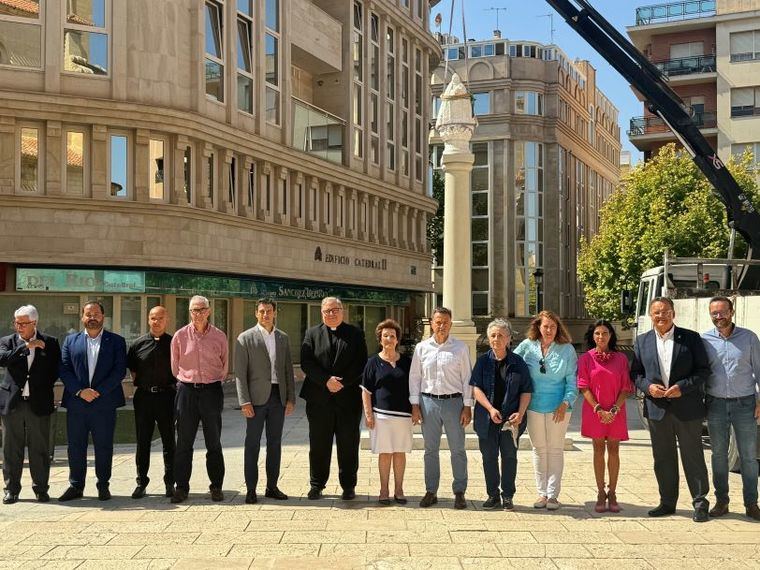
[0,0,440,359]
[430,34,621,333]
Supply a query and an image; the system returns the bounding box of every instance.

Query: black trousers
[306,399,362,491]
[173,382,225,492]
[649,412,709,510]
[244,386,285,491]
[1,401,51,495]
[133,388,176,487]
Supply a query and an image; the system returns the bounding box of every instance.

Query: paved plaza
[1,385,759,569]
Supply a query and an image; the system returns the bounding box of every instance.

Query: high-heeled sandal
[595,489,607,513]
[607,489,620,513]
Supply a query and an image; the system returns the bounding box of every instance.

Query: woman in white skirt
[361,318,413,505]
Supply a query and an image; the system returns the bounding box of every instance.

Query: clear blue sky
[432,0,649,162]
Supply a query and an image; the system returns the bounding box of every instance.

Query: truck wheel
[636,390,649,431]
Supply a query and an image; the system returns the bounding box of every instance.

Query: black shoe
[746,503,760,521]
[307,487,323,500]
[165,485,175,498]
[342,488,356,500]
[58,487,83,502]
[245,490,258,504]
[2,491,18,505]
[170,489,188,504]
[419,492,438,508]
[709,501,729,517]
[394,495,408,505]
[482,495,501,510]
[265,487,288,500]
[503,496,514,511]
[35,491,50,503]
[131,486,146,499]
[210,488,224,502]
[648,504,676,517]
[693,507,709,523]
[454,492,467,510]
[98,487,111,501]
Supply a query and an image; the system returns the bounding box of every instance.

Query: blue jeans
[420,395,467,494]
[707,395,759,506]
[478,427,519,499]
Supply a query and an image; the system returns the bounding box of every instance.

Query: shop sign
[314,247,388,271]
[16,268,146,293]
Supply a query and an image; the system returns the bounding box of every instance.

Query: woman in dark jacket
[470,318,533,510]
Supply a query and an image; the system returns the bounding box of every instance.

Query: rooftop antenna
[484,7,507,36]
[538,12,556,44]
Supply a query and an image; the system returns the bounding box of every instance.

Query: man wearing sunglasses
[0,305,61,504]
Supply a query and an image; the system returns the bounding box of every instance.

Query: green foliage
[578,144,760,322]
[427,169,445,264]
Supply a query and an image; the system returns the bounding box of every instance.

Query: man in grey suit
[234,297,295,504]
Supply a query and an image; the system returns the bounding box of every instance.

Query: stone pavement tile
[360,556,462,569]
[6,521,92,534]
[450,531,535,544]
[552,558,652,569]
[292,509,368,521]
[620,531,724,545]
[560,519,648,532]
[228,544,320,558]
[83,521,172,534]
[368,509,444,520]
[460,558,558,569]
[231,510,297,521]
[74,561,174,570]
[135,544,232,559]
[638,518,721,532]
[252,555,364,569]
[138,511,218,522]
[366,530,451,544]
[404,519,509,531]
[16,561,82,569]
[18,532,116,546]
[0,546,55,560]
[326,518,407,531]
[281,530,365,544]
[706,532,760,544]
[496,545,593,559]
[73,510,150,522]
[194,531,283,545]
[691,544,759,558]
[531,531,623,544]
[246,520,326,531]
[584,544,694,559]
[318,543,410,558]
[408,543,502,558]
[3,534,33,546]
[106,532,199,545]
[163,515,249,532]
[170,558,252,569]
[45,545,143,560]
[647,559,749,570]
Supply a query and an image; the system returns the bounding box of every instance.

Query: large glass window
[120,295,142,346]
[149,139,166,200]
[109,134,127,197]
[472,92,490,115]
[65,130,85,195]
[237,2,254,114]
[730,30,760,63]
[0,0,42,69]
[471,143,489,316]
[352,1,364,159]
[204,0,224,101]
[514,141,544,317]
[731,86,760,118]
[19,127,40,193]
[0,295,81,345]
[265,0,280,125]
[515,91,543,116]
[63,0,108,75]
[183,145,192,204]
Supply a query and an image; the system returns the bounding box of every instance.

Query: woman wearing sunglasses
[514,310,577,511]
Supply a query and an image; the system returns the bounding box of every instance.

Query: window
[149,139,166,200]
[207,152,215,204]
[247,162,255,207]
[236,1,253,114]
[352,1,364,158]
[204,0,224,101]
[64,0,108,75]
[228,157,236,204]
[0,0,42,69]
[515,91,543,116]
[669,41,703,59]
[19,127,40,192]
[471,143,489,316]
[265,15,281,124]
[514,141,544,317]
[369,13,380,164]
[472,92,490,115]
[109,134,128,198]
[65,130,85,195]
[414,47,423,182]
[732,142,760,169]
[731,30,760,63]
[183,145,192,204]
[731,87,760,118]
[400,36,410,176]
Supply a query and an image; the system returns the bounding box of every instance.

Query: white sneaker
[546,498,560,510]
[533,496,548,508]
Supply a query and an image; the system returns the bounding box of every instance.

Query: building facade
[0,0,440,360]
[627,0,760,169]
[430,34,621,333]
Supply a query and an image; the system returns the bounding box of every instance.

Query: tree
[426,169,445,265]
[577,144,760,322]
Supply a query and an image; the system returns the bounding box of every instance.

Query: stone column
[435,73,479,360]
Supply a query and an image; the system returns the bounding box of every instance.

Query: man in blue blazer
[58,301,127,501]
[632,297,711,522]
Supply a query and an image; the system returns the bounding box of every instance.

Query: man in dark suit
[234,297,295,504]
[632,296,711,522]
[300,296,367,500]
[58,301,127,501]
[0,305,61,504]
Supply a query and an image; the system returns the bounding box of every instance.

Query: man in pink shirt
[169,295,228,503]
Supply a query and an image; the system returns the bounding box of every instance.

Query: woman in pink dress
[577,320,633,513]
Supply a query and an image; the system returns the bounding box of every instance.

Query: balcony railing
[654,54,716,76]
[635,1,715,25]
[628,111,716,136]
[291,97,345,165]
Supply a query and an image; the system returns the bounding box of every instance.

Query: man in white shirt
[234,298,295,504]
[410,307,473,509]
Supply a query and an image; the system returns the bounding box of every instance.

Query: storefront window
[212,298,228,335]
[0,296,81,345]
[176,297,190,328]
[120,295,142,346]
[364,305,386,354]
[276,303,306,362]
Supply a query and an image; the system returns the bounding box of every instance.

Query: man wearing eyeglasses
[701,296,760,521]
[0,305,61,504]
[169,295,229,503]
[300,297,367,500]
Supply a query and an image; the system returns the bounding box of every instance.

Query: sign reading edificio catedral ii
[313,247,388,271]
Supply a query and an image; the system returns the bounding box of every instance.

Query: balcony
[654,54,716,77]
[292,97,345,165]
[628,111,716,136]
[635,1,716,25]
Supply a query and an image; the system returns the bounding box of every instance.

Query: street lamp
[533,268,544,313]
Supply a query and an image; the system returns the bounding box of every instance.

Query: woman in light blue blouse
[514,310,578,511]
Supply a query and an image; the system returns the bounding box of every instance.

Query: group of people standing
[1,295,758,523]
